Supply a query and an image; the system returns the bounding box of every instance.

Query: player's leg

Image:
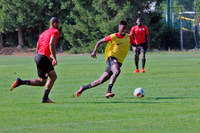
[29,78,47,86]
[10,54,49,91]
[42,70,57,103]
[76,58,113,97]
[76,72,111,97]
[141,43,148,73]
[90,72,111,87]
[133,46,140,73]
[10,69,47,91]
[10,77,47,91]
[105,62,121,98]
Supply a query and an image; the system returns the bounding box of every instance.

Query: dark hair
[137,17,143,23]
[50,17,60,24]
[119,20,127,26]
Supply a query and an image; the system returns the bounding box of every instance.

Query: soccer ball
[133,88,145,97]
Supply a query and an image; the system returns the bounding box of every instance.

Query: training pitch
[0,51,200,133]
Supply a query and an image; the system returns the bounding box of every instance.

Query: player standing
[75,20,134,98]
[10,17,60,103]
[130,18,150,73]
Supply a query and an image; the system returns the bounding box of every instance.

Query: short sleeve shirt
[37,27,59,58]
[130,25,149,45]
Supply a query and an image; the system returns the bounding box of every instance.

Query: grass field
[1,51,200,133]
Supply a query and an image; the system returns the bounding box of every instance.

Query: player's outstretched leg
[10,77,47,92]
[76,87,85,97]
[10,78,30,91]
[75,72,110,97]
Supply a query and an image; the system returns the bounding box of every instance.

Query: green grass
[1,51,200,133]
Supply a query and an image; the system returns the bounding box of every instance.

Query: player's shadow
[70,100,171,104]
[148,96,200,100]
[69,97,172,104]
[69,96,200,104]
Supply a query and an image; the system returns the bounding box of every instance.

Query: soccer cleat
[42,98,55,103]
[141,68,145,73]
[133,69,139,73]
[10,78,21,91]
[76,88,83,97]
[105,92,115,99]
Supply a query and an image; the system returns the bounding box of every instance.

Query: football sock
[142,58,146,68]
[19,79,30,85]
[107,84,113,93]
[42,89,50,102]
[82,84,92,91]
[135,56,139,69]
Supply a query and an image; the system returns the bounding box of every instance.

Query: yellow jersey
[105,33,131,64]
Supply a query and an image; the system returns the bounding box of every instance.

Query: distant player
[75,20,134,98]
[10,17,60,103]
[130,18,150,73]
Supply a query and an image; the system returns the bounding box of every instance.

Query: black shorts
[105,56,122,76]
[133,42,148,56]
[35,54,54,79]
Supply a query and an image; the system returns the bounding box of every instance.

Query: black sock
[142,58,146,68]
[135,56,139,69]
[82,84,92,91]
[18,79,30,85]
[22,80,30,85]
[107,84,113,93]
[42,89,51,102]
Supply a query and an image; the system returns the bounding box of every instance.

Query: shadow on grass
[66,96,200,104]
[67,97,171,104]
[66,101,171,104]
[146,96,200,100]
[120,96,200,100]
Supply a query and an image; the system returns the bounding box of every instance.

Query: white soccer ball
[133,88,145,97]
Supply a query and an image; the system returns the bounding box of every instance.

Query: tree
[0,0,40,48]
[0,0,166,51]
[177,0,194,11]
[63,0,162,53]
[194,0,200,17]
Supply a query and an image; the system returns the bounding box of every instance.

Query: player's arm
[36,41,39,53]
[145,26,150,49]
[49,36,57,66]
[129,27,135,45]
[147,34,150,49]
[91,38,106,58]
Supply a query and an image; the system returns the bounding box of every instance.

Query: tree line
[0,0,198,52]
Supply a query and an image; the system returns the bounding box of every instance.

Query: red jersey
[37,27,59,58]
[130,25,149,45]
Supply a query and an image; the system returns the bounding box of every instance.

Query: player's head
[136,18,143,27]
[118,20,127,36]
[50,17,60,29]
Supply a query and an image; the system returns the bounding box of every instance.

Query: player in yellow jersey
[75,20,134,98]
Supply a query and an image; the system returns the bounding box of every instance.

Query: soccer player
[10,17,60,103]
[75,20,134,98]
[130,18,150,73]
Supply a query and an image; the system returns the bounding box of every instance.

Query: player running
[10,17,60,103]
[130,18,150,73]
[75,20,134,98]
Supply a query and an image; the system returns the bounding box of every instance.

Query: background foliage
[0,0,198,52]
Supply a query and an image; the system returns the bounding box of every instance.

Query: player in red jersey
[130,18,150,73]
[10,17,60,103]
